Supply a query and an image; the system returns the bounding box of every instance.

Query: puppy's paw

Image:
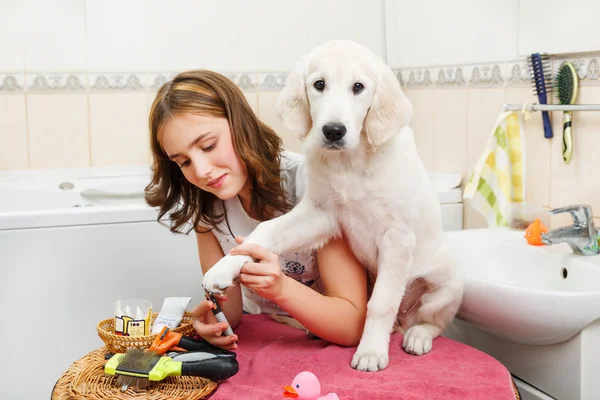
[202,255,249,294]
[351,341,389,372]
[402,325,434,355]
[351,349,389,372]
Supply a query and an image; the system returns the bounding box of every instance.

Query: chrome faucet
[541,205,599,255]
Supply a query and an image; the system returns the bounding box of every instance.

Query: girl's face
[160,113,249,201]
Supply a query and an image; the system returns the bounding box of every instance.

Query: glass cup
[114,299,152,337]
[507,202,549,230]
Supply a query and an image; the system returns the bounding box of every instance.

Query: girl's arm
[275,236,367,346]
[232,235,368,346]
[196,230,244,329]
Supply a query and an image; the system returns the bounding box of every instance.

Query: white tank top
[208,151,322,314]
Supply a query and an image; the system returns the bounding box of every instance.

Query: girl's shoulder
[280,150,305,169]
[280,151,306,202]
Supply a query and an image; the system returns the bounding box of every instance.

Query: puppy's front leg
[202,199,336,294]
[351,229,415,372]
[245,199,337,254]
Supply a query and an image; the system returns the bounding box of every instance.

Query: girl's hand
[230,236,289,301]
[191,300,238,350]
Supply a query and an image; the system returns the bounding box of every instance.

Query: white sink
[445,228,600,346]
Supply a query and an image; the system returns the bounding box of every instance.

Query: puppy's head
[276,40,412,152]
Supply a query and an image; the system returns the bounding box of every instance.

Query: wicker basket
[51,347,218,400]
[97,311,196,354]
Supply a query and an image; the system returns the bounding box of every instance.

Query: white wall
[0,0,384,74]
[518,0,600,56]
[384,0,520,68]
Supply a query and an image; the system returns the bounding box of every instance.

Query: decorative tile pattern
[223,73,258,90]
[401,63,504,88]
[506,61,531,84]
[469,64,504,85]
[11,53,600,93]
[406,69,433,87]
[259,73,288,91]
[25,73,87,91]
[553,57,600,82]
[435,67,466,86]
[392,70,404,87]
[88,73,147,91]
[0,74,24,91]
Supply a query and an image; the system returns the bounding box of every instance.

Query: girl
[145,70,367,350]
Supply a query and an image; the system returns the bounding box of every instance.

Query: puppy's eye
[352,82,364,94]
[313,80,325,91]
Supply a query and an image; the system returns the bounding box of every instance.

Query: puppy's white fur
[203,40,464,371]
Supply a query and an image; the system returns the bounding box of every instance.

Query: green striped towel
[463,111,526,227]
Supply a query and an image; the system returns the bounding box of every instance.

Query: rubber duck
[282,371,339,400]
[524,218,548,246]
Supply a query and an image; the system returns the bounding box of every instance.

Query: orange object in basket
[149,326,187,355]
[524,218,549,246]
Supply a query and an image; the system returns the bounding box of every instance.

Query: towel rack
[503,103,600,112]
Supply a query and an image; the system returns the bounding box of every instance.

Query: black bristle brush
[104,347,239,392]
[527,53,553,139]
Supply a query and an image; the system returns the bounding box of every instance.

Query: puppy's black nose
[322,123,346,142]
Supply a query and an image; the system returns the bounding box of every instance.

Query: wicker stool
[51,347,218,400]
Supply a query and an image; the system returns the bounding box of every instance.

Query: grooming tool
[203,285,234,336]
[105,347,239,391]
[527,53,553,139]
[149,325,237,356]
[555,61,579,164]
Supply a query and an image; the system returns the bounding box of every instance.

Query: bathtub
[0,166,203,400]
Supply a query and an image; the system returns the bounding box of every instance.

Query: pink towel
[208,314,517,400]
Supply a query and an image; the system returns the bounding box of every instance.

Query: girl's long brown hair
[145,70,291,234]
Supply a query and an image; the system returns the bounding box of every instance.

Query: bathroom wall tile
[259,73,288,92]
[550,85,600,216]
[145,91,155,165]
[87,73,147,91]
[148,73,176,96]
[201,0,296,72]
[202,0,382,72]
[466,88,507,174]
[505,59,531,87]
[257,91,302,153]
[464,204,487,230]
[27,94,90,168]
[294,0,383,59]
[0,0,25,71]
[89,93,149,166]
[0,94,28,169]
[225,72,259,96]
[25,72,87,91]
[505,87,552,208]
[405,88,435,171]
[0,73,25,92]
[144,0,204,72]
[243,91,259,116]
[385,0,519,68]
[433,88,468,176]
[86,0,147,72]
[23,0,86,71]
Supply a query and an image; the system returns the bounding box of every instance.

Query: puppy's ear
[276,58,312,139]
[364,65,412,148]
